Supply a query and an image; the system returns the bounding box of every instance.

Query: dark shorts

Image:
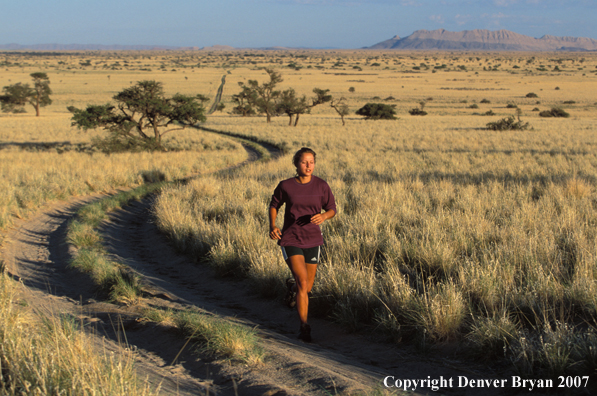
[281,245,321,264]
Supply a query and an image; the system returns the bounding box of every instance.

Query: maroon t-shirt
[270,176,336,248]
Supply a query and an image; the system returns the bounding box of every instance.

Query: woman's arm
[269,207,282,240]
[310,209,336,226]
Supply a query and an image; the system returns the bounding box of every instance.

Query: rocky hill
[368,29,597,51]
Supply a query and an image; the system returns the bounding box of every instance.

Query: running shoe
[298,323,312,342]
[285,277,297,308]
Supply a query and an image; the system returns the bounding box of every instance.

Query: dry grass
[155,115,597,374]
[0,272,158,395]
[3,49,597,378]
[148,48,597,375]
[0,113,247,231]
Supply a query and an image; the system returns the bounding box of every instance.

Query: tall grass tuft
[0,273,157,395]
[145,307,265,365]
[67,185,166,303]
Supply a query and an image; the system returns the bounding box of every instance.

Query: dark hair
[292,147,316,167]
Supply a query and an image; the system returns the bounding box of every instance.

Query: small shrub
[563,100,576,104]
[526,92,538,98]
[90,134,163,153]
[371,96,381,100]
[468,104,479,109]
[140,170,167,183]
[110,268,142,305]
[486,116,530,131]
[532,107,540,111]
[408,108,427,116]
[480,98,491,103]
[506,103,518,109]
[384,96,395,101]
[539,107,570,118]
[484,110,495,116]
[348,87,355,93]
[356,103,397,120]
[460,100,468,104]
[468,314,518,357]
[555,86,560,90]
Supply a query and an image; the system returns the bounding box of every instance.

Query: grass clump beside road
[144,307,265,365]
[68,182,165,304]
[0,270,158,395]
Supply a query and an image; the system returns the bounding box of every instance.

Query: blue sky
[1,0,595,48]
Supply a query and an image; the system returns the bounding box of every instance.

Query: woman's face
[296,153,315,177]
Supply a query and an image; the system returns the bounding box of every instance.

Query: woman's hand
[270,226,282,240]
[310,213,326,225]
[311,209,335,226]
[269,207,281,240]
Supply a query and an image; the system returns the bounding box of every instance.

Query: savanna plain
[1,49,597,394]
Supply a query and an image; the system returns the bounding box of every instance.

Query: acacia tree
[0,83,30,114]
[276,88,307,126]
[241,68,282,122]
[231,82,257,116]
[0,72,52,116]
[276,87,332,126]
[292,88,332,126]
[68,80,208,150]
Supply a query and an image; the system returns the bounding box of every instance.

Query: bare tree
[330,97,350,126]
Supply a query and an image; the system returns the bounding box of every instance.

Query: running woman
[269,147,336,342]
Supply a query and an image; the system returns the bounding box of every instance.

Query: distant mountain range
[367,29,597,51]
[2,29,597,52]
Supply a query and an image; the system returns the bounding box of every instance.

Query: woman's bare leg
[287,255,317,325]
[305,262,318,294]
